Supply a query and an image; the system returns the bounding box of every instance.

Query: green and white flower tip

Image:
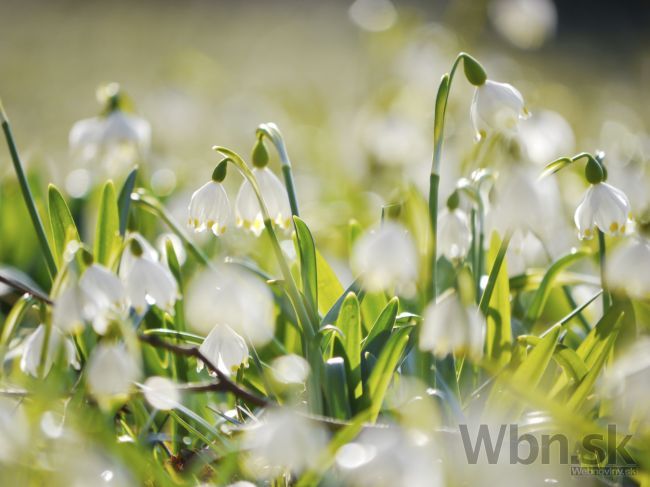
[574,159,631,240]
[438,191,472,261]
[20,324,80,378]
[86,342,142,409]
[186,265,275,346]
[236,138,291,236]
[420,291,485,361]
[351,221,418,295]
[470,77,528,141]
[122,236,179,314]
[188,160,231,236]
[197,324,249,377]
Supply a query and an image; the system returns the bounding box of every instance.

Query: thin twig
[0,272,53,305]
[137,334,269,408]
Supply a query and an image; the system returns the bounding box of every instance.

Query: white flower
[336,426,443,487]
[69,110,150,175]
[351,222,418,294]
[186,265,275,346]
[20,324,80,377]
[574,182,631,240]
[471,80,528,140]
[188,180,231,236]
[243,409,329,478]
[271,354,310,384]
[198,324,249,377]
[86,343,141,406]
[80,264,127,334]
[119,233,158,279]
[122,239,178,314]
[52,280,93,333]
[438,208,472,260]
[607,236,650,299]
[236,167,291,236]
[488,166,545,234]
[420,291,484,360]
[142,377,180,411]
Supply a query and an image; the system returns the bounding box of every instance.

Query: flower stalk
[0,102,57,279]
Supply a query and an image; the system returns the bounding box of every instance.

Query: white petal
[437,208,472,260]
[188,181,231,235]
[198,324,249,376]
[471,80,526,139]
[143,377,180,410]
[125,258,178,313]
[20,325,79,377]
[86,343,141,403]
[574,187,596,240]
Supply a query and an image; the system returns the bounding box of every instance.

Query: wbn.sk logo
[458,424,638,476]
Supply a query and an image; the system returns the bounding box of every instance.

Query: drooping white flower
[52,280,92,333]
[506,229,547,276]
[243,408,329,478]
[271,354,310,385]
[188,180,231,236]
[574,182,631,240]
[119,233,158,279]
[420,291,484,360]
[470,80,528,140]
[79,263,127,334]
[122,238,178,314]
[69,109,150,176]
[336,425,443,487]
[142,377,180,411]
[186,265,275,346]
[235,167,291,236]
[607,236,650,299]
[86,342,141,407]
[198,324,249,377]
[438,208,472,261]
[351,222,418,294]
[20,324,80,377]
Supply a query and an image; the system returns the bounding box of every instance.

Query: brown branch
[0,272,53,305]
[138,334,269,408]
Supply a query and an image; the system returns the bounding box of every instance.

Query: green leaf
[324,357,352,420]
[0,295,34,346]
[487,324,560,418]
[365,326,411,422]
[337,292,362,398]
[321,278,361,327]
[316,250,344,316]
[483,232,512,367]
[117,167,138,236]
[94,181,120,266]
[524,248,591,325]
[519,336,588,384]
[293,216,318,316]
[363,297,399,357]
[47,184,80,266]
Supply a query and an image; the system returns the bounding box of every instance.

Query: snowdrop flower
[86,342,141,407]
[336,426,443,487]
[188,160,231,236]
[69,84,150,174]
[574,181,631,240]
[471,79,528,140]
[20,324,80,377]
[271,354,310,384]
[122,238,178,314]
[198,324,249,377]
[607,236,650,299]
[119,233,158,278]
[351,222,418,294]
[142,377,180,411]
[438,192,472,261]
[80,263,127,334]
[236,167,291,236]
[243,408,329,478]
[186,265,275,346]
[420,291,484,360]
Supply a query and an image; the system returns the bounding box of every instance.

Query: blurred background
[1,0,649,282]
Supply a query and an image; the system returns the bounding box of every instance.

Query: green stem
[0,104,57,279]
[597,230,611,313]
[257,123,300,217]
